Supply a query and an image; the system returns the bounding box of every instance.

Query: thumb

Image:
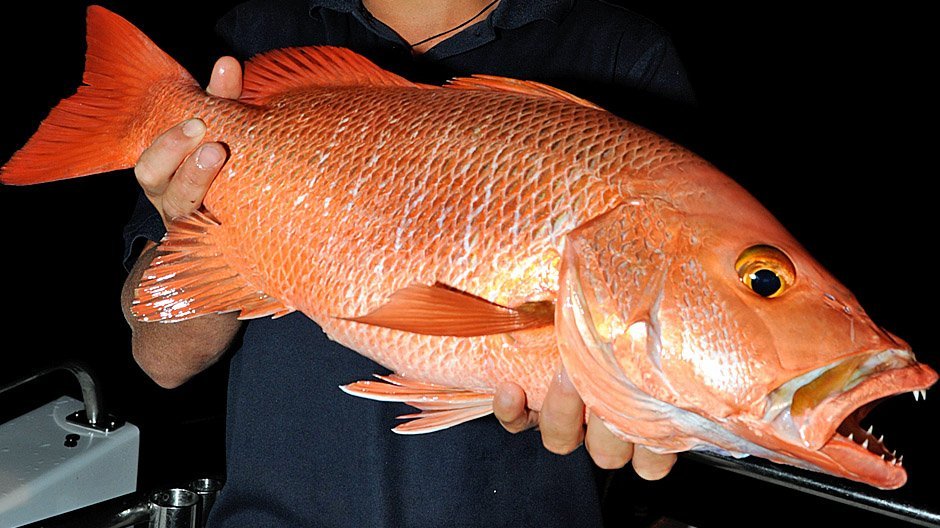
[207,56,243,99]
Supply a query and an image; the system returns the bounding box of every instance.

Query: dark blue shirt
[124,1,694,526]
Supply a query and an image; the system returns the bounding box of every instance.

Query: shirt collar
[307,0,571,29]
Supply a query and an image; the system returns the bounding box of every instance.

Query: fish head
[556,163,937,488]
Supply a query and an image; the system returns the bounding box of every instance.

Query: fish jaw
[788,349,937,449]
[741,348,938,489]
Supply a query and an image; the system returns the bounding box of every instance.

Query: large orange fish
[1,6,935,489]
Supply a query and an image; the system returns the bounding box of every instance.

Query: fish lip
[794,351,938,451]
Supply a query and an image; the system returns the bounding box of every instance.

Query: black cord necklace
[409,0,501,49]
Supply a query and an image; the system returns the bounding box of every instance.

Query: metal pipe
[0,361,104,427]
[189,478,222,527]
[684,452,940,528]
[16,492,150,528]
[150,489,197,528]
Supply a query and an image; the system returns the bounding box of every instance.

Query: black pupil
[751,269,782,297]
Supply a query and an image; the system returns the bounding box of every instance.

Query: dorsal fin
[445,75,603,110]
[241,46,420,104]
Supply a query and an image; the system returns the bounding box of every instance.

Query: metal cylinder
[189,478,222,527]
[149,488,197,528]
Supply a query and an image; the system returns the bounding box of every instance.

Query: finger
[207,56,243,99]
[584,413,634,469]
[539,370,585,455]
[631,446,678,481]
[161,142,226,221]
[493,382,537,433]
[135,119,207,198]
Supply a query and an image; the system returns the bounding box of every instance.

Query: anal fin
[132,209,294,322]
[340,374,494,434]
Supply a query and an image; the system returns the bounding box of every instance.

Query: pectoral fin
[342,282,553,337]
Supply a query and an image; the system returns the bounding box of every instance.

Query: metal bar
[684,452,940,528]
[17,491,150,528]
[0,361,104,426]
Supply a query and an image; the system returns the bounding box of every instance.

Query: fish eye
[735,245,796,298]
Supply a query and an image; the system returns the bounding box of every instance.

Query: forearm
[122,241,242,388]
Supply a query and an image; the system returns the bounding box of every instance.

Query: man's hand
[493,370,677,479]
[123,57,245,389]
[134,56,242,225]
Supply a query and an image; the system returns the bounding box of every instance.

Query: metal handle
[0,361,105,427]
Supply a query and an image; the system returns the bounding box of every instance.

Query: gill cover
[557,201,694,451]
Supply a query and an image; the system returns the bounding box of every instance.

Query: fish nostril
[822,292,854,315]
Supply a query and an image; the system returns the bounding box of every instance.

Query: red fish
[1,6,935,489]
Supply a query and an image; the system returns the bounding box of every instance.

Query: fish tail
[0,6,198,185]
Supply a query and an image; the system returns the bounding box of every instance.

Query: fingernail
[555,370,577,393]
[182,119,206,138]
[195,144,223,169]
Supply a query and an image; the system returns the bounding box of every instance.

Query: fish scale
[2,6,936,488]
[197,86,669,396]
[200,86,678,322]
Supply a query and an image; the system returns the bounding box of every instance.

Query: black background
[0,2,936,527]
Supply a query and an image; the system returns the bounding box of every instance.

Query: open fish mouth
[764,349,937,488]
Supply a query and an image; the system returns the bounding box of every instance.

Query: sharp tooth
[892,450,897,457]
[867,425,874,435]
[881,454,886,461]
[848,433,854,442]
[914,391,920,402]
[862,439,869,449]
[878,435,884,444]
[921,390,927,401]
[898,455,904,466]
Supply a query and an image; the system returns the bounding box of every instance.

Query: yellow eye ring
[735,245,796,298]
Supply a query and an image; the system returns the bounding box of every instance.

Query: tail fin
[0,6,198,185]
